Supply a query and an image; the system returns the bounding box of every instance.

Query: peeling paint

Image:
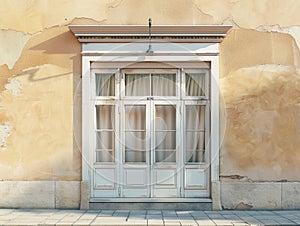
[0,30,31,69]
[0,123,12,149]
[0,0,123,34]
[220,29,300,77]
[4,78,21,96]
[256,25,300,69]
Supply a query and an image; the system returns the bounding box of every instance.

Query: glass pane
[125,150,146,162]
[155,150,176,162]
[155,105,176,130]
[152,74,176,96]
[125,106,146,130]
[186,105,205,130]
[96,132,114,149]
[186,150,205,163]
[186,131,205,151]
[155,131,176,149]
[125,74,150,96]
[96,151,114,162]
[96,105,114,130]
[185,73,205,96]
[125,131,146,151]
[95,73,115,96]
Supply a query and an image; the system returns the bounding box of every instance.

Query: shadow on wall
[0,26,83,181]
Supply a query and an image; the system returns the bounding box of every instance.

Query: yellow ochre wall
[0,0,299,182]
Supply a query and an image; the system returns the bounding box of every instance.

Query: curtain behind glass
[186,73,205,96]
[152,74,176,96]
[96,73,115,96]
[125,74,150,96]
[95,105,115,162]
[155,105,176,162]
[186,105,205,162]
[125,105,146,162]
[125,73,176,96]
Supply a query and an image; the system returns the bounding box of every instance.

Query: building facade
[0,0,300,210]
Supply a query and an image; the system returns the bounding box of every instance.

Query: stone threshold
[90,198,212,203]
[89,198,212,210]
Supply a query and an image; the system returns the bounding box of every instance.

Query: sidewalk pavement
[0,209,300,226]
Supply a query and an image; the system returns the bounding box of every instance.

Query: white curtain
[125,73,176,96]
[155,105,176,162]
[186,73,205,96]
[96,73,115,96]
[125,105,146,162]
[125,74,150,96]
[152,74,176,96]
[96,105,115,162]
[186,105,205,162]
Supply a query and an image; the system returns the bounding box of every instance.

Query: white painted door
[121,100,180,198]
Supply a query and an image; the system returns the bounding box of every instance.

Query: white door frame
[81,46,220,200]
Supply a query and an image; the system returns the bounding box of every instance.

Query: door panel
[183,102,210,197]
[93,103,119,198]
[122,102,150,197]
[152,102,179,197]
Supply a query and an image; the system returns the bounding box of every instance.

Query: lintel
[69,25,232,43]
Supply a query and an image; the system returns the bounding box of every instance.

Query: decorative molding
[69,25,232,43]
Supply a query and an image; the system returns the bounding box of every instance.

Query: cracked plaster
[0,30,31,69]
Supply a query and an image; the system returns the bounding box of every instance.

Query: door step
[89,198,212,210]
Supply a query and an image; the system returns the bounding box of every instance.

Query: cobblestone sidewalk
[1,209,300,225]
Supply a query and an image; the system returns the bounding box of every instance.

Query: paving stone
[73,219,94,225]
[192,215,210,220]
[196,219,216,225]
[257,219,282,225]
[273,218,297,225]
[239,216,263,225]
[162,210,177,217]
[163,216,179,220]
[222,214,240,217]
[86,210,100,213]
[130,210,147,215]
[79,213,98,220]
[164,220,181,226]
[125,219,147,225]
[145,214,163,219]
[147,219,164,225]
[232,223,249,226]
[0,215,15,220]
[129,215,142,220]
[190,211,208,217]
[212,219,234,225]
[147,210,162,215]
[208,214,226,219]
[39,219,61,226]
[56,222,77,226]
[180,219,198,226]
[176,211,191,216]
[98,210,115,216]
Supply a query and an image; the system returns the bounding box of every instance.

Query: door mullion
[149,100,154,198]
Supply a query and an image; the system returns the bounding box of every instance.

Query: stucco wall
[0,0,299,183]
